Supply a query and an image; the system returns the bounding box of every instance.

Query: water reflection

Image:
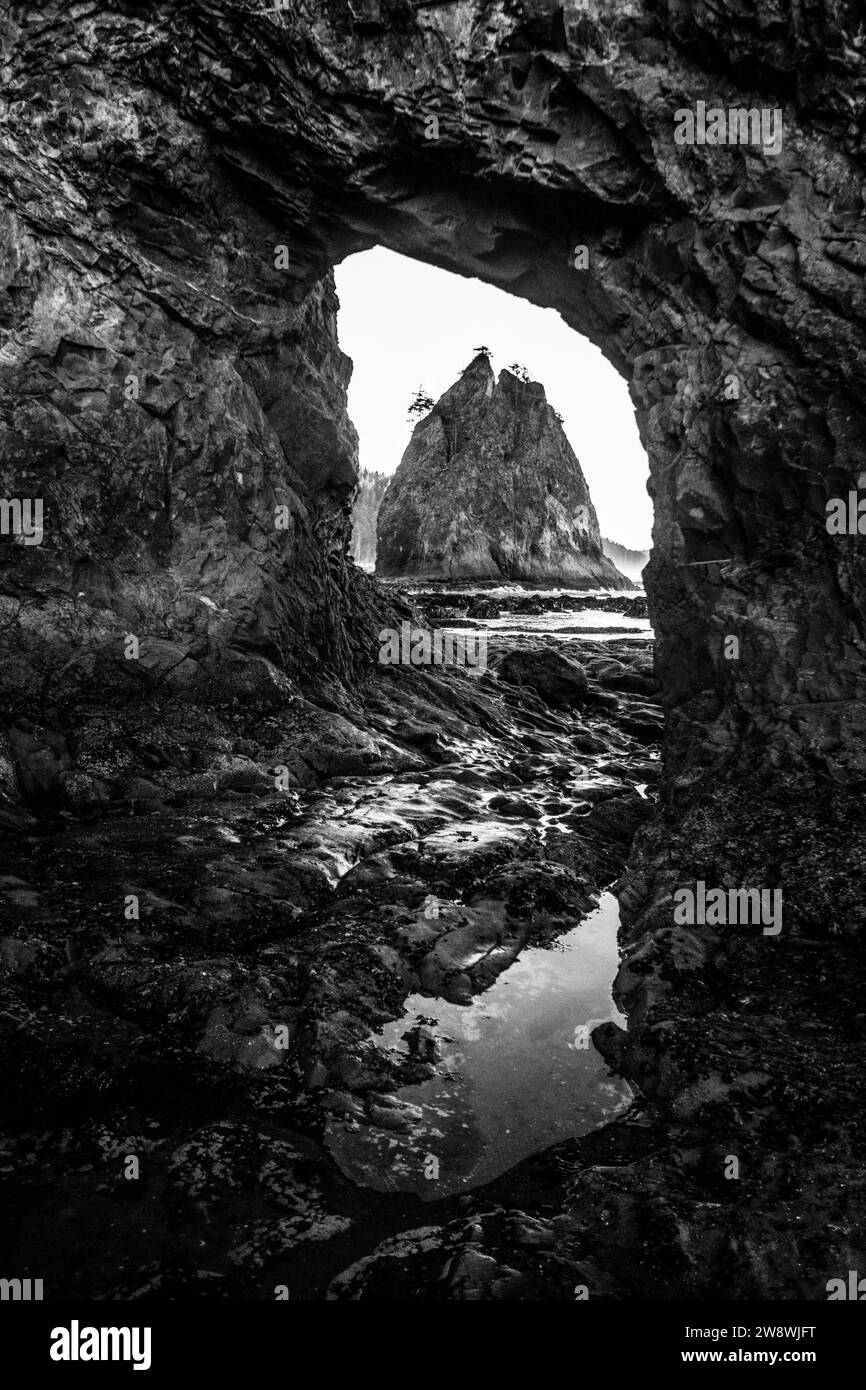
[325,892,631,1199]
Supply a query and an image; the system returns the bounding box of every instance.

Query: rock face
[377,354,629,586]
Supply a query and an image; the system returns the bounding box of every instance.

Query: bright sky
[334,247,652,551]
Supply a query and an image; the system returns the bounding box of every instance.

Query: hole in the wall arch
[333,245,653,586]
[1,0,864,1308]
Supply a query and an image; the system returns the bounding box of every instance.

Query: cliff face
[0,252,365,679]
[377,355,629,587]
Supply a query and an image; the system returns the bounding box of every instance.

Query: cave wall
[2,0,866,791]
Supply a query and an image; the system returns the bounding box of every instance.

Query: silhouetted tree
[407,387,435,420]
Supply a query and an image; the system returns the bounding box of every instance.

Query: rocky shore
[1,589,664,1297]
[3,581,861,1300]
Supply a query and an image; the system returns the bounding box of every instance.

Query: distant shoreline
[369,573,645,595]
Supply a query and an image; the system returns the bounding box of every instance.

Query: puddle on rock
[325,892,631,1199]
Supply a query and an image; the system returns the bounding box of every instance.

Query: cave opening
[318,245,659,1197]
[334,245,652,588]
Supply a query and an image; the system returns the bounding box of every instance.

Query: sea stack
[376,353,629,588]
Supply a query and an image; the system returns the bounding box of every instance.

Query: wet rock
[591,1020,629,1072]
[465,597,501,619]
[0,875,43,913]
[196,1009,294,1072]
[0,937,45,978]
[495,649,589,710]
[60,771,111,815]
[401,1022,438,1062]
[487,794,541,819]
[209,756,273,795]
[8,727,72,806]
[622,597,649,620]
[227,1210,352,1273]
[327,1213,565,1300]
[166,1122,337,1236]
[617,707,663,746]
[122,638,203,694]
[110,775,165,808]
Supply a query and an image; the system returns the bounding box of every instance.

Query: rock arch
[3,0,864,798]
[2,0,866,1300]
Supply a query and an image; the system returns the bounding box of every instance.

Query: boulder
[495,648,589,710]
